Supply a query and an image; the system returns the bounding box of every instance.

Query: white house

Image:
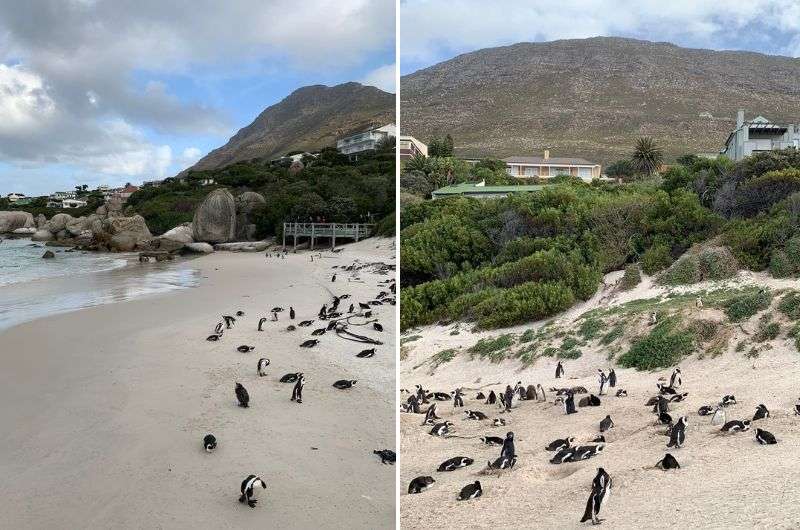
[336,123,396,156]
[723,110,800,161]
[504,150,601,182]
[61,198,88,209]
[6,192,26,203]
[399,135,428,160]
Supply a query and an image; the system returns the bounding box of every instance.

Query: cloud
[401,0,800,71]
[361,63,397,92]
[0,64,55,134]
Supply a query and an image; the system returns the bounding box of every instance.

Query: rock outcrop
[235,191,266,241]
[0,211,35,233]
[185,242,214,253]
[160,224,194,245]
[192,189,237,244]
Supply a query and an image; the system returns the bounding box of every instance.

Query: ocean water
[0,238,199,331]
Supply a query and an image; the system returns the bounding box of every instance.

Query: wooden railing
[282,222,374,250]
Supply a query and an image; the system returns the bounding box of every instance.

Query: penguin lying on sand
[300,339,319,348]
[550,447,576,464]
[545,437,575,451]
[721,419,750,432]
[332,379,357,389]
[753,404,769,421]
[755,428,777,445]
[239,475,266,508]
[437,456,473,472]
[298,320,314,327]
[429,421,453,437]
[488,455,517,469]
[721,395,736,407]
[373,323,383,332]
[615,389,627,397]
[656,453,680,470]
[458,481,482,501]
[408,476,435,494]
[356,348,376,358]
[481,436,504,446]
[311,328,326,336]
[237,345,255,353]
[465,410,488,420]
[203,434,217,452]
[236,311,245,317]
[698,405,714,416]
[493,418,506,427]
[374,449,396,464]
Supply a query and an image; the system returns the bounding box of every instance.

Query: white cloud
[178,146,203,168]
[0,64,55,134]
[361,63,396,92]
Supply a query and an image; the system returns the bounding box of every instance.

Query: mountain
[400,37,800,165]
[187,82,394,172]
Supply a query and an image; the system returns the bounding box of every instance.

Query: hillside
[400,37,800,165]
[187,82,394,171]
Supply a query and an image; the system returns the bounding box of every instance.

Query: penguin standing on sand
[600,415,614,432]
[453,388,464,408]
[500,431,515,462]
[608,368,617,388]
[580,467,611,525]
[239,475,266,508]
[598,370,608,396]
[711,407,726,426]
[555,361,565,379]
[667,416,687,448]
[503,385,514,412]
[669,368,682,389]
[290,373,305,404]
[257,318,267,331]
[289,307,295,320]
[223,315,236,329]
[203,434,217,452]
[537,384,547,402]
[422,404,439,425]
[565,391,578,415]
[257,358,270,376]
[486,390,497,405]
[331,274,336,282]
[235,383,250,408]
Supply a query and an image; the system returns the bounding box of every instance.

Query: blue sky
[0,0,395,197]
[401,0,800,74]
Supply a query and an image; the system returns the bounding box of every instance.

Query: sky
[400,0,800,74]
[0,0,396,196]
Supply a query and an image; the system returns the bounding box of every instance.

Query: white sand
[400,271,800,529]
[0,239,396,529]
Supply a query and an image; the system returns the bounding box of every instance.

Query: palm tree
[404,153,430,173]
[631,137,663,176]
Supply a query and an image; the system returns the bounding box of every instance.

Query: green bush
[468,334,516,362]
[641,243,673,274]
[472,281,576,329]
[430,348,458,368]
[600,323,625,345]
[769,236,800,277]
[754,321,780,342]
[620,265,642,290]
[660,246,738,285]
[721,290,772,322]
[618,318,695,370]
[660,253,701,285]
[578,318,604,340]
[779,291,800,320]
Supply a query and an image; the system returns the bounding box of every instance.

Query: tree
[404,153,430,173]
[606,159,635,180]
[631,137,663,176]
[428,134,454,157]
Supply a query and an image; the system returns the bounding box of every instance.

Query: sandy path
[400,272,800,529]
[0,239,396,529]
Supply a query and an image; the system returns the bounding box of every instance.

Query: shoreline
[0,238,396,528]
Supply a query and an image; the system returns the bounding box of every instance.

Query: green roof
[432,182,549,196]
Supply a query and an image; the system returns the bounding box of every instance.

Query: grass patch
[618,317,695,370]
[430,348,458,369]
[619,264,642,290]
[578,317,604,341]
[720,289,771,322]
[517,343,537,366]
[779,291,800,320]
[518,328,538,343]
[400,335,422,345]
[754,321,780,342]
[468,334,516,363]
[599,323,625,345]
[735,340,746,353]
[558,346,583,359]
[690,319,720,342]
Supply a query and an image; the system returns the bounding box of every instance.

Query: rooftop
[432,182,550,196]
[504,156,598,166]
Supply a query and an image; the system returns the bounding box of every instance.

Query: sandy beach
[400,271,800,529]
[0,238,396,529]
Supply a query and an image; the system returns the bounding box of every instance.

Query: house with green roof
[431,181,549,200]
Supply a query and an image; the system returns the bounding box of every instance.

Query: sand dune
[0,239,396,529]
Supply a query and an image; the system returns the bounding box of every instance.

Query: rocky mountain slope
[400,37,800,165]
[188,82,394,171]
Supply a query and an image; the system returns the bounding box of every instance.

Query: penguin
[408,476,435,494]
[348,303,354,313]
[597,369,607,395]
[645,396,660,406]
[257,318,267,331]
[452,388,464,408]
[795,399,800,415]
[286,325,296,331]
[669,367,682,389]
[318,305,327,319]
[545,437,575,452]
[214,322,224,335]
[608,368,617,388]
[711,407,726,426]
[488,455,517,469]
[696,296,703,309]
[565,392,578,415]
[481,436,504,446]
[290,373,305,403]
[493,418,506,427]
[235,383,250,408]
[698,405,714,416]
[358,302,370,311]
[300,339,319,348]
[298,320,314,327]
[457,481,482,501]
[373,449,396,464]
[500,431,515,462]
[432,392,451,401]
[580,468,611,525]
[364,310,373,318]
[206,334,221,341]
[331,274,336,282]
[537,384,547,402]
[437,456,474,472]
[526,385,538,401]
[222,315,236,329]
[615,389,627,397]
[574,444,604,460]
[257,358,270,376]
[485,390,497,405]
[721,395,736,407]
[668,393,688,403]
[658,383,677,395]
[280,372,300,383]
[422,404,439,425]
[476,392,486,400]
[591,435,606,443]
[656,453,680,470]
[429,421,453,437]
[357,348,376,358]
[755,428,777,445]
[237,345,255,353]
[599,415,614,432]
[325,321,337,331]
[332,379,357,389]
[465,410,488,420]
[667,416,687,448]
[238,475,266,508]
[270,311,278,321]
[203,434,217,452]
[270,307,283,313]
[753,404,769,421]
[289,307,295,319]
[649,312,658,325]
[406,395,421,414]
[550,447,576,464]
[654,396,669,416]
[555,360,565,379]
[373,323,383,332]
[657,412,673,426]
[311,328,326,336]
[503,385,514,412]
[721,419,751,432]
[235,311,245,317]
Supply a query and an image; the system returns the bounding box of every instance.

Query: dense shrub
[754,321,780,342]
[660,246,738,285]
[468,334,515,362]
[641,243,673,274]
[619,264,642,290]
[721,290,772,322]
[778,291,800,320]
[471,281,576,329]
[618,318,695,370]
[769,236,800,277]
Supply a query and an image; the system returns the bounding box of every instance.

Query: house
[143,179,164,188]
[722,110,800,161]
[61,198,88,209]
[432,181,549,200]
[6,192,26,203]
[399,135,428,160]
[504,150,601,182]
[336,123,396,156]
[118,184,139,200]
[46,191,76,208]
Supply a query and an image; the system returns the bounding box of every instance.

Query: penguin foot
[592,518,604,525]
[297,399,302,404]
[248,500,258,508]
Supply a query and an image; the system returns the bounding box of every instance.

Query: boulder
[101,215,151,239]
[185,242,214,254]
[65,216,92,236]
[214,241,270,252]
[31,229,54,242]
[235,191,266,241]
[42,250,55,259]
[12,227,37,235]
[45,213,74,234]
[0,211,35,233]
[36,214,47,228]
[109,233,138,252]
[161,224,194,245]
[96,196,123,218]
[138,237,185,253]
[192,189,237,243]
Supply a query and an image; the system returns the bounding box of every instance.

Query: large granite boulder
[109,233,137,252]
[192,189,236,244]
[185,242,214,254]
[36,214,47,228]
[96,197,123,218]
[235,191,266,241]
[0,211,35,233]
[45,213,74,234]
[12,227,37,235]
[101,215,152,239]
[31,229,54,242]
[161,223,194,245]
[214,241,270,252]
[65,216,94,237]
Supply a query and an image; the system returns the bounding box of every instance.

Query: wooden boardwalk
[282,222,374,250]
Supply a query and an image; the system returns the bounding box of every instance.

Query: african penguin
[667,416,688,448]
[408,476,435,494]
[755,428,777,445]
[290,373,305,403]
[429,421,453,437]
[203,434,217,452]
[599,415,614,432]
[257,358,270,376]
[457,481,482,501]
[300,339,319,348]
[465,410,488,421]
[481,436,504,446]
[357,348,376,358]
[580,467,611,525]
[374,449,396,464]
[332,379,357,389]
[698,405,714,416]
[721,419,750,433]
[753,404,769,421]
[437,456,474,472]
[545,437,575,452]
[235,383,250,408]
[237,345,255,353]
[488,455,517,469]
[656,453,680,470]
[279,372,300,383]
[238,475,266,508]
[257,318,267,331]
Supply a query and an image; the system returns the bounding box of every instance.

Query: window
[523,166,539,176]
[578,167,592,178]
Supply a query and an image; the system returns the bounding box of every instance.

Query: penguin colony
[200,256,395,509]
[403,365,783,524]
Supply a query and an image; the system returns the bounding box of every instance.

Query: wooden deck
[282,222,374,250]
